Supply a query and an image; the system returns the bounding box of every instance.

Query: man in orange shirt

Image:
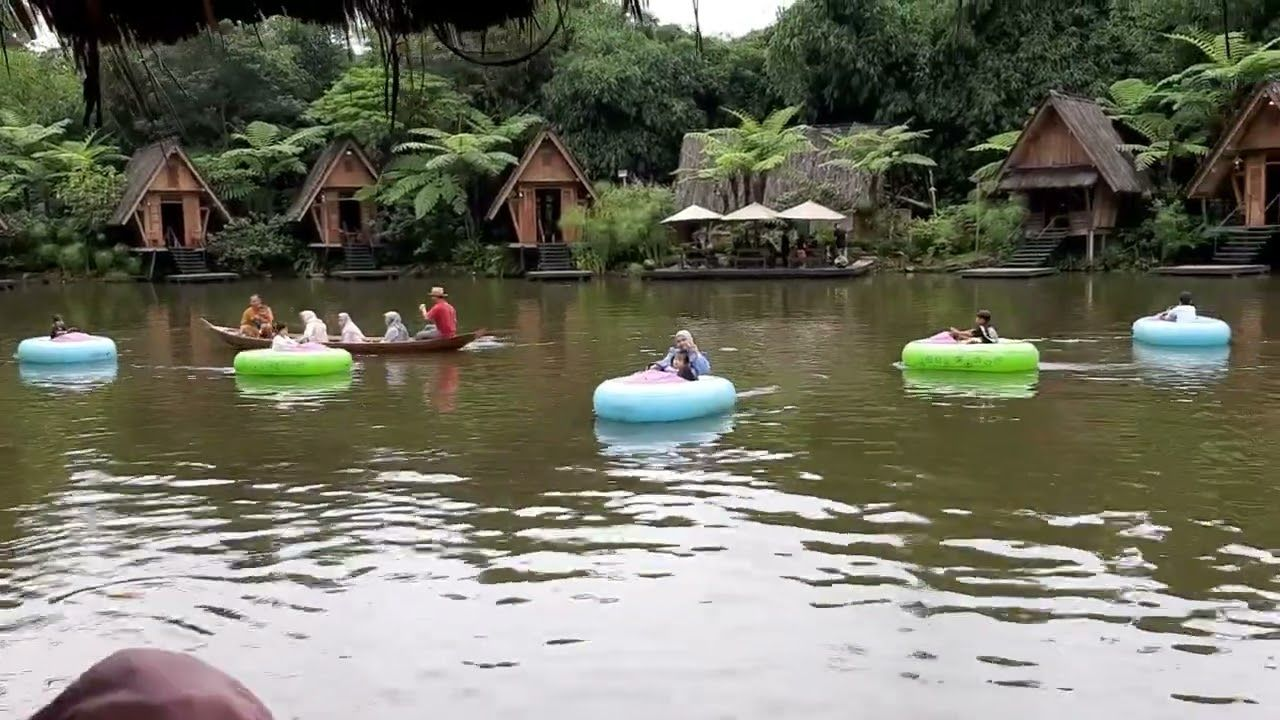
[417,286,457,340]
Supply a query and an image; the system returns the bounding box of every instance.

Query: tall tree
[682,106,811,208]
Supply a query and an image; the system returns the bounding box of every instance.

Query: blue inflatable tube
[16,333,118,364]
[1132,316,1230,347]
[593,370,736,423]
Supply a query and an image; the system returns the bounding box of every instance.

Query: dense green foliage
[5,0,1280,275]
[206,215,302,275]
[561,183,676,273]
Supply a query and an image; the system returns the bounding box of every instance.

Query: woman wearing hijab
[337,312,365,343]
[383,311,412,343]
[298,310,328,344]
[29,647,274,720]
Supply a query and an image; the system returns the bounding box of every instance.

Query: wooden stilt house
[486,129,596,275]
[995,91,1151,265]
[284,138,394,278]
[285,138,379,247]
[1187,82,1280,234]
[111,139,230,250]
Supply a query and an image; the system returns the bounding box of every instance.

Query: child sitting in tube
[270,322,298,350]
[49,314,78,339]
[673,350,699,381]
[948,310,999,344]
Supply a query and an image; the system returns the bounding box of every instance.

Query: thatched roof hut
[674,124,879,215]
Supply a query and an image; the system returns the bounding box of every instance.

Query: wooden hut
[0,214,9,235]
[486,129,596,246]
[110,139,230,249]
[1187,82,1280,228]
[285,138,379,246]
[674,124,878,220]
[995,91,1151,261]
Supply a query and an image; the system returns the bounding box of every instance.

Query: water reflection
[18,360,118,391]
[1132,343,1231,389]
[901,369,1039,400]
[235,373,353,403]
[594,415,735,457]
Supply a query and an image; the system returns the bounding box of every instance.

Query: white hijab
[337,312,364,342]
[299,310,328,344]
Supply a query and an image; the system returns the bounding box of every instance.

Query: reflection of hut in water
[486,129,597,274]
[994,92,1151,263]
[674,124,879,226]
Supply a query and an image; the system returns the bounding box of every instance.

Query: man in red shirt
[417,286,457,340]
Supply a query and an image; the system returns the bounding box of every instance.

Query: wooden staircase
[1210,227,1272,265]
[1001,227,1069,268]
[170,246,212,274]
[537,243,574,271]
[342,242,378,271]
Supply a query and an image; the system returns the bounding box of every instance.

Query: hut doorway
[160,200,186,247]
[1265,161,1280,225]
[338,193,363,239]
[536,188,563,244]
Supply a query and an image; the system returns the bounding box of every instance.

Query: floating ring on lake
[900,339,1039,373]
[1131,316,1230,347]
[233,346,353,377]
[593,370,737,423]
[16,333,118,364]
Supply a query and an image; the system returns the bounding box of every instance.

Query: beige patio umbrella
[720,202,780,222]
[778,200,847,222]
[661,204,723,224]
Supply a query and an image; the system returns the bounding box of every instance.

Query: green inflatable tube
[901,339,1039,373]
[233,347,354,377]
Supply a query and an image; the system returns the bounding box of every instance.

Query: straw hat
[429,286,448,298]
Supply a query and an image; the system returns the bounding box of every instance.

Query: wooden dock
[957,266,1059,279]
[330,269,402,281]
[643,258,874,281]
[165,272,240,284]
[526,269,593,281]
[1152,264,1269,277]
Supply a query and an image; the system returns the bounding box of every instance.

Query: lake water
[1,275,1279,718]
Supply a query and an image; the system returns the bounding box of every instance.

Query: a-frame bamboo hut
[486,129,597,278]
[110,139,230,249]
[1187,82,1280,229]
[995,91,1151,263]
[487,129,596,246]
[285,138,379,247]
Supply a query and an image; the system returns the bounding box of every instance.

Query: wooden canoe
[200,318,480,355]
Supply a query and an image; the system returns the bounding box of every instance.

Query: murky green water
[2,275,1279,718]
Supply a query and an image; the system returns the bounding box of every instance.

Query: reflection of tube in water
[19,360,118,391]
[901,369,1039,400]
[595,414,734,456]
[1131,343,1229,388]
[235,373,353,400]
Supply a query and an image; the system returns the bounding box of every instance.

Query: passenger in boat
[298,310,328,344]
[651,330,711,375]
[239,294,274,338]
[337,312,366,343]
[417,286,457,340]
[49,314,78,339]
[28,647,275,720]
[270,323,298,350]
[1158,291,1197,322]
[949,310,999,344]
[383,311,412,343]
[672,349,699,381]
